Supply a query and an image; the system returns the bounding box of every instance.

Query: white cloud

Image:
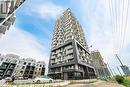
[77,0,130,71]
[0,26,50,66]
[22,1,66,20]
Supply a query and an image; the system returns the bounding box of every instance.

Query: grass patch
[114,75,130,87]
[99,77,115,82]
[122,78,130,87]
[115,75,124,84]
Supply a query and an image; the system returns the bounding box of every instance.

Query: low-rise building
[0,53,45,79]
[0,54,19,79]
[14,58,45,78]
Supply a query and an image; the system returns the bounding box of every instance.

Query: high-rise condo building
[0,0,25,35]
[90,50,110,78]
[48,8,96,80]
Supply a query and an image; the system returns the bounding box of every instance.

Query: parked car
[0,79,6,85]
[15,76,28,80]
[5,77,12,83]
[13,77,33,84]
[33,76,53,83]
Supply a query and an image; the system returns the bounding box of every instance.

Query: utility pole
[115,54,124,66]
[115,54,130,75]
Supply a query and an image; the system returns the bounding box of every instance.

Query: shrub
[99,78,107,81]
[123,78,130,87]
[115,75,124,84]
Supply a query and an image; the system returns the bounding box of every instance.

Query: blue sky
[0,0,130,75]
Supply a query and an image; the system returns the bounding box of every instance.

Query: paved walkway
[66,80,125,87]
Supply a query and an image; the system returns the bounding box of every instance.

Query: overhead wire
[121,0,129,49]
[117,0,121,51]
[114,0,118,52]
[108,0,129,76]
[108,0,114,53]
[109,0,117,53]
[119,0,124,50]
[109,0,129,53]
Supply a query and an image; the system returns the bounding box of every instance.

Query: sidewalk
[66,80,125,87]
[92,80,125,87]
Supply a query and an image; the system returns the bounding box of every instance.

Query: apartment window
[17,65,19,67]
[6,70,11,75]
[19,61,22,64]
[5,59,9,61]
[2,64,7,67]
[36,68,38,70]
[9,65,14,68]
[0,70,3,73]
[1,58,3,61]
[40,65,42,67]
[28,63,31,65]
[68,59,74,62]
[13,60,17,63]
[22,66,25,69]
[20,71,23,74]
[24,62,26,65]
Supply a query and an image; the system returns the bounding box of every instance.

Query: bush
[123,78,130,87]
[99,78,108,81]
[115,75,124,84]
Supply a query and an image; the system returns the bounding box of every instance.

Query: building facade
[0,0,25,35]
[14,58,45,79]
[0,54,19,79]
[90,50,110,78]
[48,8,96,80]
[0,53,45,79]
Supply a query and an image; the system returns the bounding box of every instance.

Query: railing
[0,66,7,69]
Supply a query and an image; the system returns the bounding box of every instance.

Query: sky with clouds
[0,0,130,75]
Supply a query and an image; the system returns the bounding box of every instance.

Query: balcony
[0,66,7,69]
[66,55,73,60]
[9,66,15,69]
[15,0,24,7]
[67,45,73,50]
[62,68,75,72]
[5,73,12,75]
[48,70,61,74]
[0,25,7,34]
[68,58,74,62]
[3,21,12,30]
[51,63,56,65]
[8,16,16,24]
[51,60,55,64]
[0,73,4,75]
[57,53,62,57]
[51,56,56,59]
[66,50,73,54]
[63,68,84,73]
[52,52,56,55]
